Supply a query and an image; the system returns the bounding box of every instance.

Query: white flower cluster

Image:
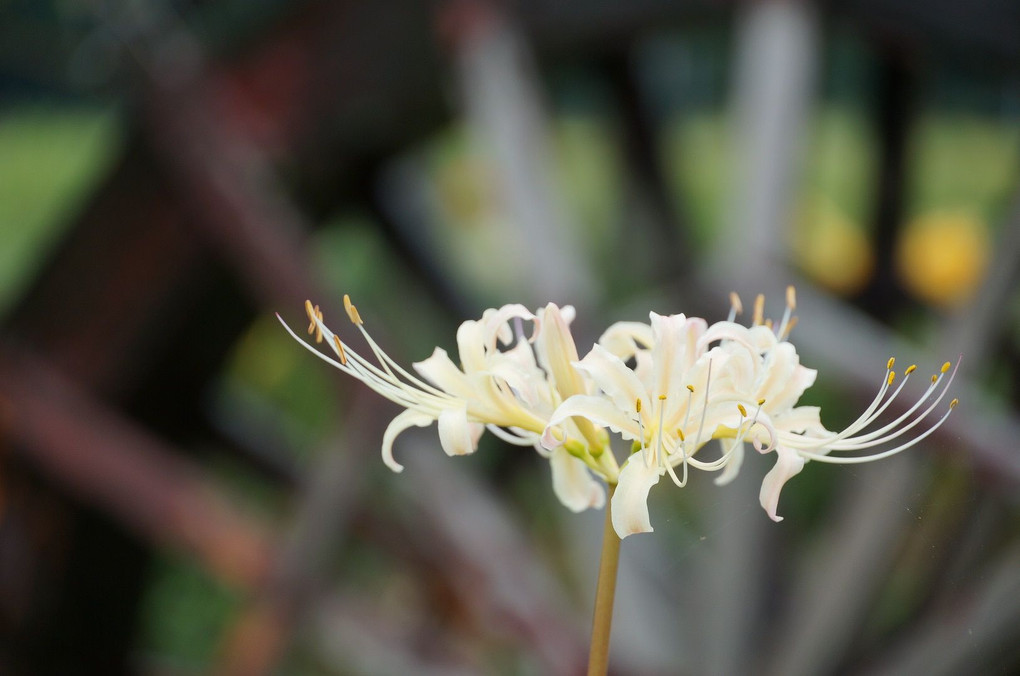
[280,289,957,539]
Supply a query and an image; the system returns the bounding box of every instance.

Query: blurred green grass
[0,105,121,315]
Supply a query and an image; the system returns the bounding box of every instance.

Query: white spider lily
[279,297,612,512]
[543,288,960,538]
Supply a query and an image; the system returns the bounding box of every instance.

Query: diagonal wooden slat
[0,345,275,589]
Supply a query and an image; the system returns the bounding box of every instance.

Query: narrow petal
[542,394,641,448]
[612,456,662,538]
[438,406,483,457]
[758,444,806,522]
[487,358,543,408]
[649,312,687,397]
[550,446,606,512]
[536,303,586,399]
[679,317,708,371]
[381,409,435,472]
[456,320,488,373]
[576,344,648,414]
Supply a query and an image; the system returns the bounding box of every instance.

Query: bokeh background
[2,1,1020,674]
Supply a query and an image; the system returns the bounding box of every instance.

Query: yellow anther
[305,300,317,335]
[941,361,951,374]
[677,429,686,442]
[635,399,642,413]
[950,398,959,409]
[757,398,766,406]
[752,293,765,325]
[313,305,324,343]
[737,403,748,417]
[764,318,774,330]
[887,357,895,370]
[333,335,348,365]
[343,294,363,325]
[931,374,939,384]
[729,291,743,315]
[786,285,796,310]
[658,394,667,401]
[905,364,917,375]
[888,372,896,386]
[686,384,695,393]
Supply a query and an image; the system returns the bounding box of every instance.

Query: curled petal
[772,406,826,436]
[550,446,606,512]
[768,363,817,413]
[612,456,663,538]
[438,406,484,457]
[759,444,806,522]
[382,409,435,472]
[482,303,537,347]
[757,343,804,407]
[747,324,780,351]
[599,321,653,361]
[414,347,474,398]
[697,320,754,352]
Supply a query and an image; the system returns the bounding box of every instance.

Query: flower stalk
[588,483,621,676]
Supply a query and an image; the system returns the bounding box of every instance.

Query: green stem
[588,484,621,676]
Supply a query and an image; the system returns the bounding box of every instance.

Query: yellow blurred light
[896,211,989,308]
[793,199,875,295]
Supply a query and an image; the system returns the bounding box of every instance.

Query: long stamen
[332,335,348,365]
[801,399,958,464]
[486,423,539,447]
[796,358,958,452]
[683,397,769,473]
[826,361,959,451]
[665,428,689,487]
[656,395,667,468]
[727,292,743,323]
[776,285,796,339]
[284,310,456,416]
[679,385,695,446]
[665,386,697,487]
[781,316,799,340]
[330,296,451,399]
[692,359,713,450]
[752,294,765,326]
[817,358,898,444]
[635,398,651,468]
[340,294,452,400]
[718,402,752,463]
